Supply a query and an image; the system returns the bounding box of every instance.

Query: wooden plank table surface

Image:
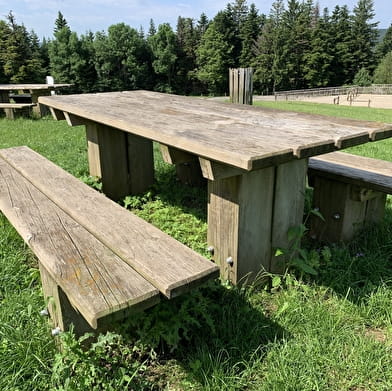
[39,90,392,283]
[0,83,72,118]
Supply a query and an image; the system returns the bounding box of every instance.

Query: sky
[0,0,390,40]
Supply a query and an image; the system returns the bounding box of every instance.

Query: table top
[0,83,72,91]
[39,90,392,171]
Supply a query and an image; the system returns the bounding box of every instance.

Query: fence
[274,84,392,101]
[229,68,253,105]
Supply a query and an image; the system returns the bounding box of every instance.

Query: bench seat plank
[309,152,392,194]
[0,156,160,329]
[0,103,36,108]
[0,146,219,299]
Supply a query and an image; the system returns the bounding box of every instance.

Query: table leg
[0,91,13,119]
[31,90,50,117]
[85,122,154,200]
[207,159,307,284]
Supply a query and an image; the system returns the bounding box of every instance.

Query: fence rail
[274,85,392,101]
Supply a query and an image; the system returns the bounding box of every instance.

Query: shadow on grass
[310,206,392,305]
[107,280,289,389]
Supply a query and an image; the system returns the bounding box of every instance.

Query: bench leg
[310,177,386,242]
[39,263,94,337]
[207,159,307,283]
[85,123,154,200]
[0,91,14,119]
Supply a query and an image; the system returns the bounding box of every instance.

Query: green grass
[0,106,391,390]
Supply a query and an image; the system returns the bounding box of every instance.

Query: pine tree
[94,23,149,92]
[303,7,334,87]
[351,0,379,74]
[0,12,46,82]
[148,23,178,92]
[239,3,264,67]
[329,5,355,86]
[375,23,392,61]
[373,51,392,83]
[176,16,197,94]
[253,0,286,93]
[54,11,68,34]
[196,21,232,94]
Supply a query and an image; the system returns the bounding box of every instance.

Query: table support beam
[85,122,154,200]
[207,159,307,284]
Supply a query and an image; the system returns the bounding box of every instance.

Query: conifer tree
[351,0,379,73]
[375,23,392,61]
[148,23,178,92]
[196,21,232,94]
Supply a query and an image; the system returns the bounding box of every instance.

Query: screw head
[333,213,341,220]
[39,308,49,317]
[51,327,61,336]
[207,246,214,255]
[226,256,234,266]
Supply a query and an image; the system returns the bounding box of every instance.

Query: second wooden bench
[0,146,219,337]
[308,151,392,242]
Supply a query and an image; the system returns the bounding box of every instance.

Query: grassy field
[0,103,391,390]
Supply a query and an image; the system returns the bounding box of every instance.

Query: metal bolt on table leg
[39,308,49,316]
[226,256,234,266]
[51,327,61,336]
[207,246,214,255]
[333,213,341,220]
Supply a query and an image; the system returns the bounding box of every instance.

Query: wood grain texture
[39,90,392,171]
[0,146,219,298]
[309,152,392,194]
[271,159,308,273]
[0,155,160,328]
[207,167,275,283]
[310,176,386,242]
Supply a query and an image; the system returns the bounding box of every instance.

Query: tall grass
[0,105,391,390]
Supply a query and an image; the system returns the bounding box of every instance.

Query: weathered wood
[39,91,392,171]
[309,176,386,242]
[64,112,86,127]
[160,144,196,165]
[160,145,204,186]
[49,107,66,121]
[309,152,392,194]
[86,122,102,177]
[0,146,219,298]
[270,159,308,273]
[199,158,247,180]
[309,152,392,242]
[207,167,275,283]
[0,103,36,109]
[229,68,253,105]
[86,121,155,198]
[127,132,154,194]
[0,155,160,330]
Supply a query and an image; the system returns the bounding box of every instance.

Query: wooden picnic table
[39,90,392,284]
[0,83,71,118]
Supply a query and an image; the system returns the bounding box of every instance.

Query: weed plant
[0,107,391,390]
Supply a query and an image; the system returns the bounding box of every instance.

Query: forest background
[0,0,392,96]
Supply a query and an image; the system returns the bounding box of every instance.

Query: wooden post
[0,91,13,119]
[229,68,253,105]
[85,122,154,200]
[31,90,51,117]
[206,159,307,284]
[39,263,94,337]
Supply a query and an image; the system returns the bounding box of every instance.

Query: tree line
[0,0,391,96]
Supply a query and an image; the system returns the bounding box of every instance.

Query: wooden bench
[308,151,392,242]
[0,103,36,119]
[0,146,219,337]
